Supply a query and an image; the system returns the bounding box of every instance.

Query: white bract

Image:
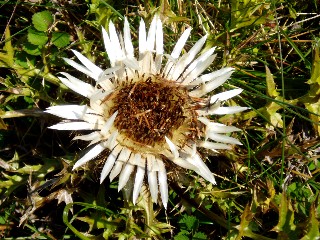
[46,16,247,208]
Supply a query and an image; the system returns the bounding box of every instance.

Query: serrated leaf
[153,222,172,233]
[302,40,320,135]
[174,234,189,240]
[52,31,70,48]
[301,204,320,240]
[15,164,42,174]
[0,27,14,67]
[0,173,24,197]
[193,231,207,240]
[27,28,48,46]
[32,10,53,31]
[0,174,23,189]
[265,66,279,98]
[272,192,298,239]
[23,42,42,56]
[4,27,14,61]
[76,216,111,230]
[234,204,253,239]
[261,100,283,129]
[0,117,7,130]
[179,215,198,231]
[307,40,320,85]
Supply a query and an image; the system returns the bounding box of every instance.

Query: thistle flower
[46,16,247,208]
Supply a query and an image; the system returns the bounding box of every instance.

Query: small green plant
[174,215,207,240]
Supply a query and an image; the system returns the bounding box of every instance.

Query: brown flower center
[110,75,198,148]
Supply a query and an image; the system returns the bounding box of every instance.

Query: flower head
[46,16,247,208]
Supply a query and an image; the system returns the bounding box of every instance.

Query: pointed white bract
[147,155,159,203]
[102,27,116,66]
[46,16,246,209]
[46,105,88,120]
[101,111,118,136]
[49,121,100,130]
[100,145,122,184]
[157,160,168,208]
[73,142,106,170]
[165,136,179,159]
[139,19,147,55]
[124,18,134,58]
[71,50,103,80]
[133,166,145,204]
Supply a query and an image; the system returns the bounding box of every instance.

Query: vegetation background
[0,0,320,239]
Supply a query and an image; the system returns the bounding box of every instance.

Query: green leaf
[272,192,298,239]
[47,47,68,66]
[0,27,14,67]
[15,51,36,68]
[76,215,117,230]
[179,215,198,231]
[287,182,297,194]
[193,231,207,240]
[0,173,24,197]
[63,202,114,240]
[301,204,319,240]
[52,32,70,48]
[302,40,320,135]
[308,162,316,171]
[23,42,42,56]
[32,10,53,31]
[235,204,253,238]
[307,39,320,85]
[0,117,7,130]
[265,66,279,98]
[174,234,189,240]
[27,28,48,46]
[261,101,283,129]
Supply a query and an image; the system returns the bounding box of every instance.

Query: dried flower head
[46,16,247,208]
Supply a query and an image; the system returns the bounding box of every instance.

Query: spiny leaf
[303,40,320,135]
[301,204,320,240]
[76,215,118,231]
[265,66,279,98]
[150,222,172,235]
[32,10,53,31]
[230,0,271,30]
[0,173,24,197]
[272,192,298,239]
[307,39,320,85]
[261,101,283,129]
[0,117,7,130]
[234,204,253,239]
[234,204,274,240]
[0,26,14,67]
[253,179,275,214]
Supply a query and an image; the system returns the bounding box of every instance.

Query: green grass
[1,0,320,239]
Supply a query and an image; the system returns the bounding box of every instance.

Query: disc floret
[109,74,201,153]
